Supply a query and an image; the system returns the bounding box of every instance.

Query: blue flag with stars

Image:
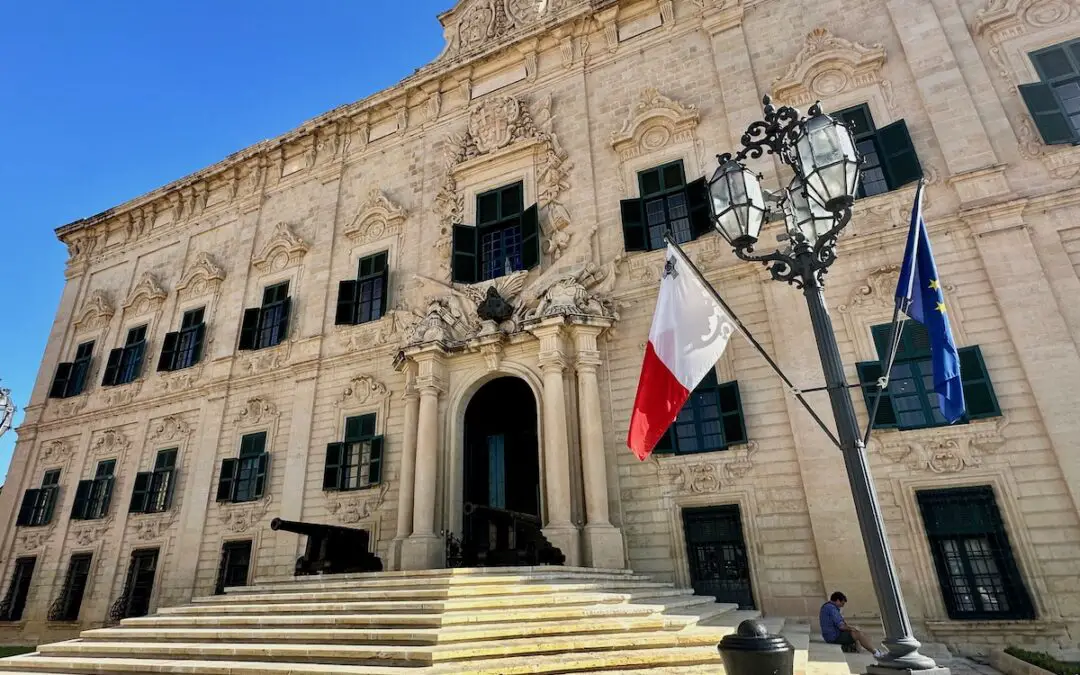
[895,182,965,423]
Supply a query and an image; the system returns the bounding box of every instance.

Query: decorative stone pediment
[90,428,130,459]
[344,189,407,243]
[658,441,759,494]
[234,397,278,426]
[772,28,887,106]
[39,438,74,466]
[122,273,168,316]
[239,341,292,376]
[871,417,1009,474]
[838,264,901,316]
[252,222,309,272]
[149,415,192,443]
[73,291,115,333]
[220,496,273,533]
[437,0,586,61]
[337,375,390,408]
[131,514,175,541]
[17,525,54,553]
[71,519,112,547]
[611,88,700,161]
[97,380,143,408]
[326,482,390,524]
[176,252,226,299]
[974,0,1078,39]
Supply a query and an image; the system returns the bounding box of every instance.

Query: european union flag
[895,182,965,423]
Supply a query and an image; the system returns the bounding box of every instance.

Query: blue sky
[0,1,451,483]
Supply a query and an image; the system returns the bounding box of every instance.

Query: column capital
[416,376,446,396]
[538,352,570,374]
[702,3,744,35]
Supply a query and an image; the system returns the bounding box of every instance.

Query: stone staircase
[0,566,836,674]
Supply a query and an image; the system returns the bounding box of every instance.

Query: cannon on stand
[270,518,383,576]
[462,503,565,567]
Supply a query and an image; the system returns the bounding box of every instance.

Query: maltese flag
[627,245,737,461]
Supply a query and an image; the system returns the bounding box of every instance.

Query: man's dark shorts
[829,632,856,647]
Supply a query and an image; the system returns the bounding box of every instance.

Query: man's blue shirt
[820,602,844,642]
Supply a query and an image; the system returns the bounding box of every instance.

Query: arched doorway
[461,377,558,566]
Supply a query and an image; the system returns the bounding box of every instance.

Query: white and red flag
[627,245,737,461]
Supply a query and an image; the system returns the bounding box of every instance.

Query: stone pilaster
[401,348,446,570]
[390,361,420,570]
[274,373,317,574]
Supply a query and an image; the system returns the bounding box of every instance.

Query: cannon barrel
[270,518,342,536]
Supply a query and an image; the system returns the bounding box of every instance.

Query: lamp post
[705,96,946,674]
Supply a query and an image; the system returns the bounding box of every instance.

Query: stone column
[531,320,581,565]
[572,323,626,570]
[401,349,445,570]
[275,372,317,576]
[390,361,420,569]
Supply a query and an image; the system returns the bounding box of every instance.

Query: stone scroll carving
[176,252,226,300]
[871,417,1009,474]
[771,28,888,108]
[438,0,586,60]
[337,376,390,408]
[659,441,760,494]
[73,291,115,334]
[344,189,407,244]
[611,88,700,162]
[252,222,310,273]
[326,482,391,525]
[234,397,279,427]
[221,496,274,533]
[122,272,168,317]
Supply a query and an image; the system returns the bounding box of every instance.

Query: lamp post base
[866,666,950,675]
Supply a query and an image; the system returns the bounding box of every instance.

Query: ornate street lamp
[705,96,947,674]
[0,381,14,440]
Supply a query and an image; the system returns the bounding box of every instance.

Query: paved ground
[844,653,1003,675]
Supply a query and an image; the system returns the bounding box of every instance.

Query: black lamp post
[706,96,947,674]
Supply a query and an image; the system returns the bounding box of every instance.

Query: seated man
[820,592,886,658]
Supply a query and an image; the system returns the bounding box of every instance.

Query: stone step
[426,645,725,674]
[806,639,853,675]
[0,656,405,674]
[249,565,637,585]
[660,602,740,629]
[232,571,657,594]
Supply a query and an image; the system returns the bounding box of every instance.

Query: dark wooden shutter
[97,477,115,517]
[620,198,647,252]
[42,487,58,524]
[520,204,540,271]
[49,363,73,399]
[157,332,180,372]
[686,177,713,240]
[161,469,176,511]
[368,436,384,485]
[856,361,898,428]
[958,346,1001,420]
[191,323,206,365]
[238,308,261,351]
[127,341,146,382]
[323,443,345,490]
[253,454,269,499]
[101,349,123,387]
[129,472,151,513]
[378,262,390,317]
[717,381,748,446]
[16,490,38,526]
[335,280,359,325]
[71,480,94,520]
[452,224,478,284]
[274,298,291,346]
[69,358,91,396]
[877,120,923,189]
[1019,82,1077,145]
[216,459,239,502]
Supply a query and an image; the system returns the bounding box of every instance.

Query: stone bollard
[718,618,795,675]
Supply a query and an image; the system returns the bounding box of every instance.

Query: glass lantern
[783,176,838,247]
[794,111,860,212]
[707,160,768,246]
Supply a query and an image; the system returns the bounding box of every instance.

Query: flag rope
[664,233,842,450]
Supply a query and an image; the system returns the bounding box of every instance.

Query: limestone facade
[1,0,1079,655]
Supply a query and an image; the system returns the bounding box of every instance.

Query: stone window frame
[108,542,172,621]
[213,535,259,595]
[46,547,100,625]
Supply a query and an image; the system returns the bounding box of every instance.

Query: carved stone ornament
[837,264,901,315]
[326,482,390,524]
[54,396,89,419]
[176,252,226,299]
[39,438,74,465]
[975,0,1078,39]
[90,428,131,458]
[157,368,201,395]
[221,496,273,533]
[344,189,407,243]
[17,526,54,553]
[149,415,192,443]
[130,514,175,541]
[240,340,292,376]
[71,520,111,547]
[337,375,390,408]
[122,273,168,316]
[772,28,888,107]
[252,222,310,273]
[871,417,1009,474]
[438,0,584,60]
[611,88,700,162]
[660,441,759,494]
[64,230,98,266]
[337,309,411,352]
[234,397,279,426]
[97,380,143,408]
[73,291,115,333]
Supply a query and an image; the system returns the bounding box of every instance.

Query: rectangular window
[130,448,178,514]
[49,341,95,399]
[451,182,540,283]
[102,326,148,387]
[857,322,1001,430]
[111,548,158,621]
[217,432,269,503]
[1021,39,1080,145]
[323,414,384,491]
[918,486,1034,620]
[72,459,116,521]
[16,470,61,527]
[653,371,748,455]
[0,557,36,622]
[215,540,253,595]
[239,283,291,351]
[620,161,711,252]
[158,307,206,372]
[335,252,389,326]
[48,553,93,622]
[835,105,922,198]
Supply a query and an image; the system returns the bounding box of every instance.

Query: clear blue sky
[0,1,451,483]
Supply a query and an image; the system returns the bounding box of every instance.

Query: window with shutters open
[857,322,1001,430]
[619,160,711,253]
[239,282,291,351]
[1021,39,1080,145]
[158,307,206,372]
[130,448,177,514]
[50,341,95,399]
[652,370,748,455]
[72,459,116,521]
[324,413,384,491]
[217,432,269,503]
[336,252,389,326]
[835,105,922,198]
[16,470,60,528]
[103,326,147,387]
[451,182,540,283]
[0,557,36,622]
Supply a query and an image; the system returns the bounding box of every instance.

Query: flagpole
[664,233,842,449]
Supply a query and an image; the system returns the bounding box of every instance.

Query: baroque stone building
[1,0,1079,655]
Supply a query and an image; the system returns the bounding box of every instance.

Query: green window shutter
[1019,82,1077,145]
[873,322,931,360]
[1031,45,1079,80]
[157,332,179,372]
[253,454,270,499]
[368,436,385,485]
[959,346,1001,419]
[452,224,478,284]
[274,298,291,346]
[160,469,176,511]
[324,443,345,490]
[98,477,115,517]
[16,490,38,526]
[857,361,898,428]
[520,204,541,271]
[238,308,261,350]
[216,459,239,502]
[69,357,91,396]
[101,348,123,387]
[620,198,647,252]
[335,280,359,325]
[717,381,748,446]
[127,341,146,381]
[378,260,390,317]
[685,177,713,241]
[41,487,58,525]
[71,480,94,520]
[877,119,923,189]
[49,363,73,399]
[191,323,206,365]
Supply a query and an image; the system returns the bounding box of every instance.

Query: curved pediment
[611,88,700,161]
[252,223,310,273]
[344,189,407,243]
[74,290,115,333]
[123,272,168,316]
[772,28,886,106]
[436,0,589,61]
